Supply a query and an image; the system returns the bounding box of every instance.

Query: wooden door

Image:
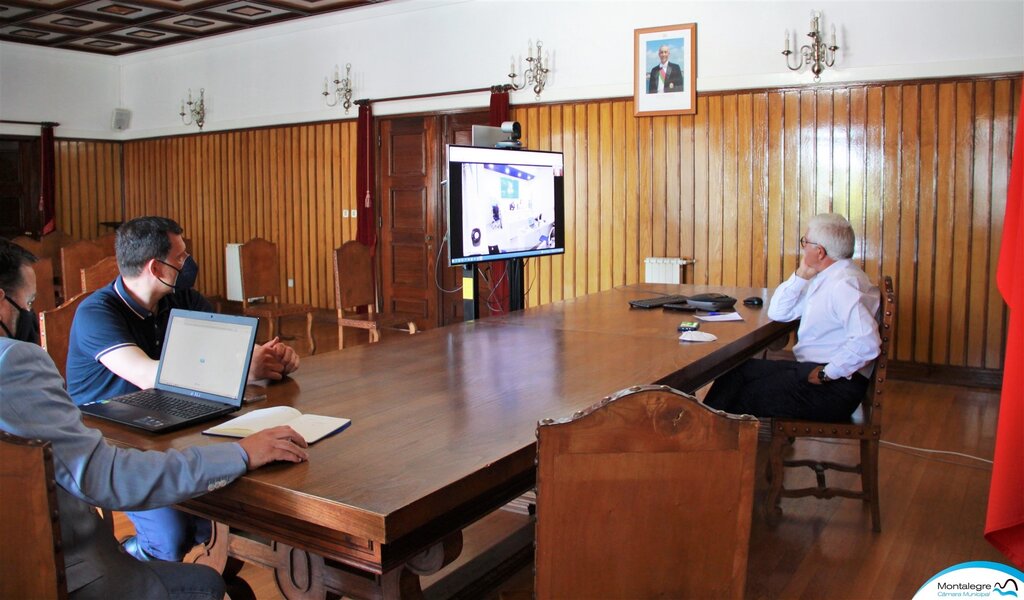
[378,117,439,330]
[0,138,40,239]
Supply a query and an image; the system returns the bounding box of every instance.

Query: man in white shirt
[704,213,881,421]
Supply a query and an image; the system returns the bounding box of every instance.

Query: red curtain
[355,103,377,252]
[986,93,1024,569]
[40,123,56,235]
[486,89,511,313]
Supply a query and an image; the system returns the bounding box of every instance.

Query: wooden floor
[115,313,1008,599]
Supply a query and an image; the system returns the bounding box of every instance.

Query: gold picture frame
[634,23,697,116]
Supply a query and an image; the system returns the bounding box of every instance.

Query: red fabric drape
[986,93,1024,569]
[40,123,56,235]
[356,103,377,252]
[487,90,511,313]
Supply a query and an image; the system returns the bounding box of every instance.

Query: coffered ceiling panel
[0,0,385,54]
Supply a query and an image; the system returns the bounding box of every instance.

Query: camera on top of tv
[496,121,522,149]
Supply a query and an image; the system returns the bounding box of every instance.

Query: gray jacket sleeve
[0,340,246,511]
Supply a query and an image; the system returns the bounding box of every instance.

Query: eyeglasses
[799,236,826,254]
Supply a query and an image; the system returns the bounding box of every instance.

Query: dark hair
[116,216,183,277]
[0,238,38,296]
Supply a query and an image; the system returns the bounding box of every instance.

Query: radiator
[643,257,692,284]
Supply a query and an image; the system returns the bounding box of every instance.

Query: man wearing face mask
[65,216,301,563]
[0,239,40,344]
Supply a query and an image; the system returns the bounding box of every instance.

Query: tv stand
[462,258,526,322]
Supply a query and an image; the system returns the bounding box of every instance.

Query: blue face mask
[157,255,199,292]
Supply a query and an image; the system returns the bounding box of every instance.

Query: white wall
[2,0,1022,140]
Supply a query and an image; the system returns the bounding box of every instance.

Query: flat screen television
[446,144,565,267]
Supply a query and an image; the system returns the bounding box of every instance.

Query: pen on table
[706,312,721,316]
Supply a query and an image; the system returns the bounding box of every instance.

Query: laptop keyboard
[117,391,218,419]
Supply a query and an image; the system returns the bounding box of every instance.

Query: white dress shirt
[767,258,881,379]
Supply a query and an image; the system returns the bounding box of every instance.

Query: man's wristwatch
[817,367,832,383]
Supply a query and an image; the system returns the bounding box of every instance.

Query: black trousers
[703,358,868,422]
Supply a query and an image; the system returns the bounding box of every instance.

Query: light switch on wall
[287,278,294,288]
[342,209,350,218]
[352,209,357,219]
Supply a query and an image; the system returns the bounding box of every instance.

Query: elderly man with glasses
[704,213,881,422]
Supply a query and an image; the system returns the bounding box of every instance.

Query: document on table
[696,312,744,322]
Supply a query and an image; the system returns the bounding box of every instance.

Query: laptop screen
[155,309,258,403]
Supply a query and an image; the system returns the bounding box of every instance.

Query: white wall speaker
[111,108,132,131]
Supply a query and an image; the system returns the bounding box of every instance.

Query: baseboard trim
[889,360,1003,389]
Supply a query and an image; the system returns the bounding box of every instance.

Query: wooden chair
[94,232,117,256]
[60,240,110,300]
[39,291,92,381]
[80,255,120,293]
[32,257,58,313]
[765,275,895,532]
[333,241,417,350]
[238,237,315,354]
[11,231,73,262]
[0,431,67,600]
[535,385,758,600]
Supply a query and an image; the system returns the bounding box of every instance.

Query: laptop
[80,309,259,433]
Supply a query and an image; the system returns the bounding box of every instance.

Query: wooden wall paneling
[782,92,801,284]
[637,108,654,282]
[549,106,566,301]
[574,104,588,298]
[722,93,739,287]
[665,113,681,282]
[949,82,975,365]
[880,86,903,360]
[986,79,1014,369]
[916,84,939,365]
[109,74,1018,371]
[586,103,601,295]
[678,109,695,283]
[650,116,666,264]
[692,95,709,285]
[798,91,817,255]
[735,93,752,287]
[968,81,994,368]
[610,102,626,291]
[598,102,614,292]
[706,95,724,285]
[750,93,769,289]
[898,84,920,361]
[766,92,785,288]
[863,87,885,303]
[561,105,577,299]
[816,90,833,216]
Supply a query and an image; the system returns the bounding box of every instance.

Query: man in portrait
[647,43,685,93]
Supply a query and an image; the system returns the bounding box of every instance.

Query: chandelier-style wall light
[508,40,549,99]
[323,63,354,113]
[179,88,206,130]
[782,10,839,82]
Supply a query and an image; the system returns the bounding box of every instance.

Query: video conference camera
[496,121,522,149]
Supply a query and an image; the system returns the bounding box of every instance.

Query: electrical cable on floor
[796,436,993,469]
[433,230,462,294]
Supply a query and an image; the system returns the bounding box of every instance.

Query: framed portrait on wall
[634,23,697,116]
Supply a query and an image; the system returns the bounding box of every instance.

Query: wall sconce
[323,63,354,114]
[508,40,549,100]
[782,10,839,82]
[179,88,206,130]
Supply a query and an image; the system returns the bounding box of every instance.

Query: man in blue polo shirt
[66,216,301,563]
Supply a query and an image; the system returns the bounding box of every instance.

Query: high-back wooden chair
[333,241,418,350]
[535,385,758,600]
[94,232,117,256]
[238,237,316,354]
[39,291,92,381]
[11,231,73,262]
[60,240,110,300]
[765,275,895,532]
[80,255,120,294]
[31,257,58,313]
[0,431,67,600]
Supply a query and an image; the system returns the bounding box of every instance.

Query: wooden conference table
[89,284,795,599]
